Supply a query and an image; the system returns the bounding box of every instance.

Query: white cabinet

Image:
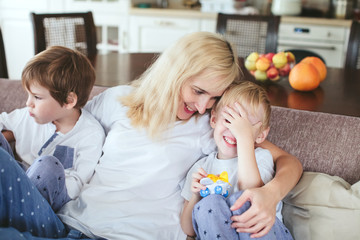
[128,14,216,53]
[0,0,62,79]
[63,0,130,53]
[0,0,130,79]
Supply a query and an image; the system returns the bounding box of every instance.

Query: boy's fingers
[234,102,248,119]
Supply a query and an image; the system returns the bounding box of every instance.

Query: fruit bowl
[244,51,296,82]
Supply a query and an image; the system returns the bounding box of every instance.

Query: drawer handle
[154,20,175,26]
[281,43,336,51]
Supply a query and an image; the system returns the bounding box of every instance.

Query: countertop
[129,7,353,27]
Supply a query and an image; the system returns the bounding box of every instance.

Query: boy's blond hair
[121,32,242,139]
[213,81,271,130]
[22,46,95,109]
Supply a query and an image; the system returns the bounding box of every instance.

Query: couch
[1,78,359,240]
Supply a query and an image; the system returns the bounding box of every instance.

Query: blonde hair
[213,81,271,130]
[121,32,242,138]
[22,46,95,109]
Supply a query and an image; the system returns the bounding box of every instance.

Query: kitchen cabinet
[64,0,130,53]
[0,0,130,79]
[128,13,216,52]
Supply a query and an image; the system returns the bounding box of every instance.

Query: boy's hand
[222,102,261,144]
[191,168,207,196]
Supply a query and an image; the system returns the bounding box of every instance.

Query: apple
[278,63,291,76]
[255,57,271,72]
[265,52,275,62]
[245,59,257,71]
[254,70,267,81]
[285,51,296,63]
[246,52,259,62]
[266,67,280,81]
[272,52,287,68]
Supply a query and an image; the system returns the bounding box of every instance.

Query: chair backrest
[284,49,326,64]
[31,12,97,61]
[345,20,360,70]
[0,28,9,78]
[216,13,280,58]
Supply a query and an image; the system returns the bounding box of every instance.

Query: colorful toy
[199,171,231,198]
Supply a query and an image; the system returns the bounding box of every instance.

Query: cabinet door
[129,15,201,53]
[0,0,64,79]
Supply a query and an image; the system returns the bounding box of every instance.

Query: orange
[289,62,320,91]
[301,57,327,82]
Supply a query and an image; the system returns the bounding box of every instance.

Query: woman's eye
[34,96,41,100]
[194,89,203,95]
[225,119,230,123]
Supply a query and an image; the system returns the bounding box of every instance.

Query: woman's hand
[229,186,278,238]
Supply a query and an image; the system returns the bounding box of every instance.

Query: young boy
[180,81,293,240]
[0,46,105,212]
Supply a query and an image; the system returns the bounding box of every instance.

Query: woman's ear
[210,109,217,129]
[255,126,270,144]
[65,92,78,109]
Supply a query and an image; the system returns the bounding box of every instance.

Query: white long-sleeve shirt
[58,85,216,240]
[0,108,105,199]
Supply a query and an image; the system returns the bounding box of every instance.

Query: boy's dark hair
[21,46,95,109]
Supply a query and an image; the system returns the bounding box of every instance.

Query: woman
[0,32,302,239]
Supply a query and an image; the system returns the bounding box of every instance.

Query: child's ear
[210,109,217,129]
[65,92,78,109]
[255,126,270,144]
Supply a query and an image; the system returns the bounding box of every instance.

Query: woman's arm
[229,139,303,238]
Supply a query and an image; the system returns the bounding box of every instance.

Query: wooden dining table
[91,52,360,117]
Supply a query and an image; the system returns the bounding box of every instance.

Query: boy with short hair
[180,81,293,239]
[0,46,105,212]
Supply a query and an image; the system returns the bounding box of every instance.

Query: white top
[181,148,283,220]
[0,108,105,199]
[58,85,216,240]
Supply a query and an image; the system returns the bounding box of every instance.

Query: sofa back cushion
[267,106,360,185]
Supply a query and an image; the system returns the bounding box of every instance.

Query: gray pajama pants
[0,133,71,212]
[192,191,294,240]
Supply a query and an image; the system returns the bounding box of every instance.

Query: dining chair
[284,49,326,64]
[30,12,97,62]
[345,20,360,70]
[0,28,9,78]
[216,13,281,58]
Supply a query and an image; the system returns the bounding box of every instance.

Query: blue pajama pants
[0,133,71,212]
[0,140,95,239]
[192,192,293,240]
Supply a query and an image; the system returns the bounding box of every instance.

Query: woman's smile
[184,103,196,114]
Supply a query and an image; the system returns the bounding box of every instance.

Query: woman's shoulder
[103,85,133,98]
[186,113,211,130]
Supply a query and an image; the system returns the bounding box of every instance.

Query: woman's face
[177,72,226,120]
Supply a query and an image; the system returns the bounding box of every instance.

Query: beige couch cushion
[268,106,360,185]
[282,172,360,240]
